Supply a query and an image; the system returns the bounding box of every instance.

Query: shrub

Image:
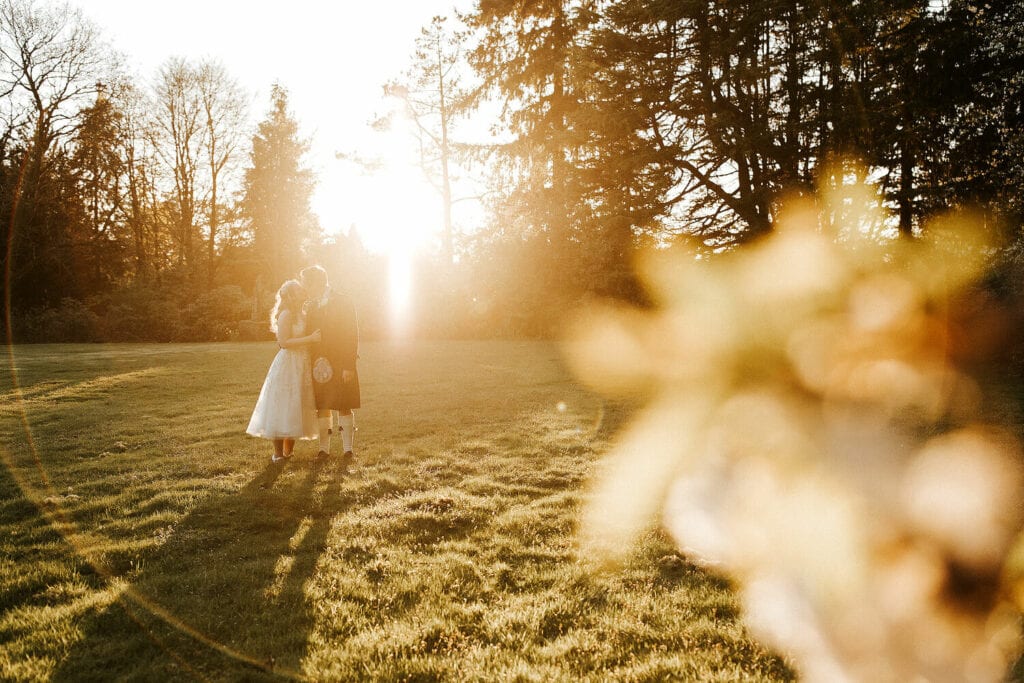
[181,286,251,341]
[94,287,182,342]
[13,298,100,343]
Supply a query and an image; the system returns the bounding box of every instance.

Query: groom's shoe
[315,450,331,461]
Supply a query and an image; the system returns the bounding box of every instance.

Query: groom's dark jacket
[307,287,360,411]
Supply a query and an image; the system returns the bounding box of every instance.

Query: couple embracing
[245,266,360,463]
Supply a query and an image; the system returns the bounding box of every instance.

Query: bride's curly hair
[269,279,305,333]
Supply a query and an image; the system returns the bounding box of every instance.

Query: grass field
[0,341,793,682]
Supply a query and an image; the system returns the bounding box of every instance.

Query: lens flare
[388,248,415,338]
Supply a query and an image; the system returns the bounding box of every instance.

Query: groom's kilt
[314,362,360,412]
[308,288,361,413]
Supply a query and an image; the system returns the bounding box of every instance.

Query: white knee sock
[338,412,355,453]
[318,415,332,453]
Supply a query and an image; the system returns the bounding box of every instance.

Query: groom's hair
[300,265,328,288]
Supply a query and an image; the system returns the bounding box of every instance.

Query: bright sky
[74,0,473,255]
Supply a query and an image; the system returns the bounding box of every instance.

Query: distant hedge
[10,285,260,343]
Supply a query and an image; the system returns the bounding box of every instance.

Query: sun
[312,117,441,336]
[314,123,440,255]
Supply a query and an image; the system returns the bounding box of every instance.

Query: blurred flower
[567,178,1024,682]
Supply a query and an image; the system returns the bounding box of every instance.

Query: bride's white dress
[246,317,317,440]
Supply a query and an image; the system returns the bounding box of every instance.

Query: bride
[245,279,320,462]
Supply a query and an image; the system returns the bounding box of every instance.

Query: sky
[73,0,474,255]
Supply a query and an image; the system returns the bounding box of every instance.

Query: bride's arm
[276,311,322,349]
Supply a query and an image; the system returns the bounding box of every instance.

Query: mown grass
[0,341,793,681]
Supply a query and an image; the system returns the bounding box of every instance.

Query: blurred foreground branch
[567,179,1024,683]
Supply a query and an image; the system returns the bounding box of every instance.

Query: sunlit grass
[0,341,791,681]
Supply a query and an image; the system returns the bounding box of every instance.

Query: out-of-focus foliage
[566,180,1024,682]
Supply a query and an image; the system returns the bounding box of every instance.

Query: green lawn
[0,341,792,682]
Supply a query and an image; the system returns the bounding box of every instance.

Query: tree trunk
[437,37,454,266]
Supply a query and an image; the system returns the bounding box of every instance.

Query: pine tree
[71,86,129,292]
[240,84,319,289]
[464,0,622,321]
[931,0,1024,229]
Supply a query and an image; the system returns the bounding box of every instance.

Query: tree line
[3,0,1023,342]
[0,0,336,342]
[447,0,1024,330]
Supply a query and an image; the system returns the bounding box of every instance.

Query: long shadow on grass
[52,453,355,682]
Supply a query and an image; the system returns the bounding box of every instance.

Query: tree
[472,0,982,251]
[862,0,946,237]
[196,60,247,285]
[70,83,128,291]
[240,83,319,288]
[929,0,1024,230]
[115,78,163,282]
[382,15,470,266]
[151,57,204,281]
[585,0,836,247]
[148,58,249,288]
[464,0,619,324]
[0,0,113,310]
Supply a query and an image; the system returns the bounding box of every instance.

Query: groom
[300,265,360,461]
